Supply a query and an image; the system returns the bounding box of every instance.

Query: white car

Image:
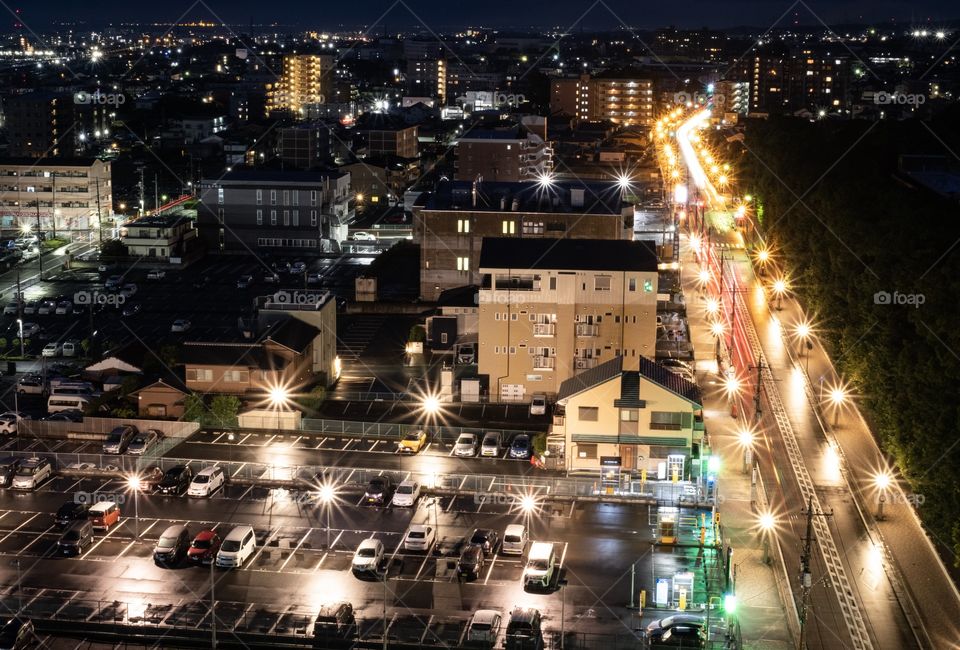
[37,300,56,315]
[120,283,138,298]
[0,412,29,435]
[403,524,436,552]
[529,393,547,416]
[188,466,226,497]
[216,525,256,568]
[19,322,40,338]
[2,302,19,315]
[147,270,166,280]
[391,480,421,507]
[171,319,191,333]
[467,610,503,644]
[55,301,73,315]
[12,457,53,490]
[352,232,376,241]
[352,538,384,575]
[66,462,97,470]
[480,432,502,457]
[453,433,478,457]
[42,342,62,357]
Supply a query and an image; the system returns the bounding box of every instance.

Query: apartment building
[454,127,553,182]
[278,123,334,169]
[197,168,352,251]
[265,54,335,117]
[406,58,447,101]
[550,74,655,125]
[256,290,340,387]
[550,356,704,473]
[414,180,634,301]
[477,237,659,402]
[120,213,198,261]
[0,157,112,238]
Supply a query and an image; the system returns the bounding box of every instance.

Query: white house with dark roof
[550,355,704,475]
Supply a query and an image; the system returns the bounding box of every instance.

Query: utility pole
[799,496,833,649]
[749,354,766,421]
[95,178,103,246]
[51,172,57,240]
[15,269,24,358]
[34,200,44,280]
[154,174,159,215]
[139,167,146,216]
[210,555,217,649]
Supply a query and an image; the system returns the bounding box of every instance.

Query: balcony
[533,323,555,337]
[575,323,599,337]
[533,356,555,370]
[574,358,597,370]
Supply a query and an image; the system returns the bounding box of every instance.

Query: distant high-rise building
[729,49,850,114]
[278,123,334,169]
[550,74,655,125]
[5,92,77,158]
[406,58,447,102]
[266,54,335,117]
[454,126,553,183]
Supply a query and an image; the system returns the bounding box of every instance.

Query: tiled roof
[557,357,623,401]
[638,357,702,405]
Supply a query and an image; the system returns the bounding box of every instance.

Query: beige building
[0,157,112,238]
[550,356,704,474]
[454,128,553,182]
[550,74,655,125]
[414,180,635,301]
[120,213,198,261]
[477,237,658,402]
[266,54,335,117]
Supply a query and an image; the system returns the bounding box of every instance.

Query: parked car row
[452,432,533,459]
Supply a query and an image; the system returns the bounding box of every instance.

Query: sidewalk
[679,240,794,650]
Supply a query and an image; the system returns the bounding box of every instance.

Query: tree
[297,385,326,415]
[182,393,206,424]
[408,325,426,343]
[100,239,126,258]
[209,395,241,429]
[119,376,140,397]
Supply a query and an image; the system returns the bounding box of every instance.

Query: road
[673,110,959,649]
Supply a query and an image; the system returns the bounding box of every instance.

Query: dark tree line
[733,108,960,565]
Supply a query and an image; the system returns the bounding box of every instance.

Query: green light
[708,456,721,473]
[724,594,737,614]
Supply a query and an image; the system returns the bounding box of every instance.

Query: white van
[62,341,77,357]
[47,395,90,414]
[188,466,225,497]
[50,385,94,397]
[502,524,528,556]
[216,525,256,568]
[523,542,557,589]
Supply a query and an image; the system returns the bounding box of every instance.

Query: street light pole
[211,551,217,649]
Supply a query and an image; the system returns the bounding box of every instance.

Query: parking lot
[0,471,667,645]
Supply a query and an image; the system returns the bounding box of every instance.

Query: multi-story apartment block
[729,49,851,114]
[454,127,553,182]
[278,123,334,169]
[414,180,635,301]
[265,54,335,117]
[362,123,419,160]
[197,168,352,251]
[406,58,447,101]
[550,74,655,125]
[0,157,112,238]
[477,237,659,402]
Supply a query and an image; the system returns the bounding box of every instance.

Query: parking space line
[413,552,432,581]
[231,463,248,478]
[260,435,277,447]
[557,541,569,569]
[311,551,329,572]
[247,528,280,566]
[211,432,228,444]
[367,441,377,452]
[0,512,38,545]
[278,528,312,572]
[238,433,252,445]
[483,553,499,585]
[17,522,58,555]
[82,520,124,556]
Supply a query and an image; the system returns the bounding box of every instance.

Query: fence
[21,417,199,439]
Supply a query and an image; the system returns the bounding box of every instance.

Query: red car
[187,530,221,565]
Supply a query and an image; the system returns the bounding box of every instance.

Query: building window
[549,277,557,290]
[270,210,277,225]
[522,221,545,235]
[256,209,263,225]
[256,189,262,205]
[186,368,213,382]
[293,210,299,226]
[578,443,598,459]
[578,406,599,421]
[310,210,317,226]
[644,279,654,292]
[457,219,470,233]
[270,190,277,205]
[147,404,167,417]
[441,332,448,344]
[595,276,611,291]
[501,220,515,234]
[283,210,290,226]
[457,256,469,271]
[620,409,639,421]
[292,191,299,206]
[310,190,318,206]
[223,370,250,383]
[628,277,637,291]
[217,188,224,204]
[651,411,684,430]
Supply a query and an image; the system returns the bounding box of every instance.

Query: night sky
[8,0,960,31]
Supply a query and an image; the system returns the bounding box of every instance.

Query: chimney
[570,188,585,208]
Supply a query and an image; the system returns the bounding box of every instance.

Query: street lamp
[127,475,141,538]
[771,278,787,311]
[319,483,336,549]
[758,511,776,564]
[738,427,755,474]
[268,385,290,431]
[704,297,720,319]
[697,269,711,295]
[724,374,742,419]
[827,384,849,427]
[874,471,891,520]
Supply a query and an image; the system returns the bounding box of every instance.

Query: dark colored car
[0,617,34,650]
[55,501,89,527]
[0,458,21,488]
[156,465,193,495]
[433,535,467,557]
[138,466,165,491]
[57,520,93,556]
[154,524,191,566]
[312,602,356,642]
[470,528,500,555]
[646,624,706,649]
[505,608,543,650]
[364,476,393,506]
[509,434,532,459]
[187,530,222,564]
[102,424,138,454]
[457,545,485,580]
